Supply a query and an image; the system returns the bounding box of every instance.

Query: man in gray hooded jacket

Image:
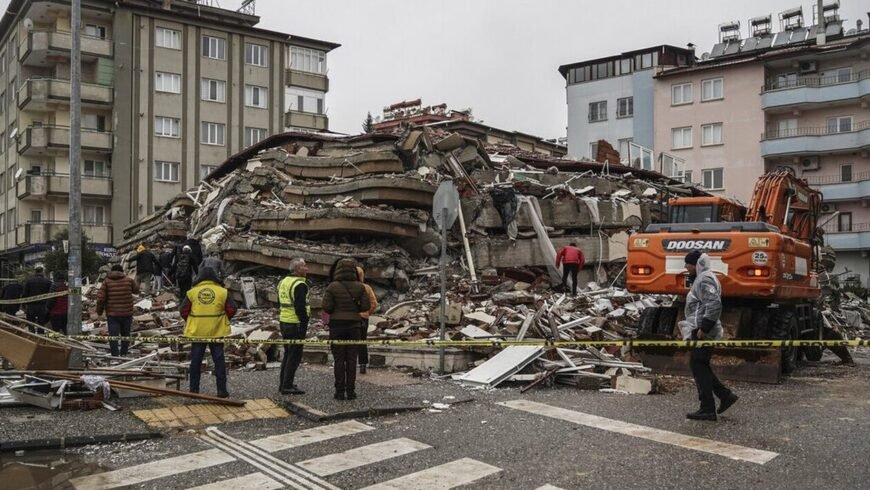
[680,251,738,421]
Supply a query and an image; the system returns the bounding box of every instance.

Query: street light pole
[67,0,83,366]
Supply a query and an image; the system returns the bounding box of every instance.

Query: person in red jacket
[46,272,69,334]
[555,242,585,296]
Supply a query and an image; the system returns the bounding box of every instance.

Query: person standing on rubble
[322,258,371,400]
[175,245,198,301]
[277,258,310,395]
[135,245,161,296]
[681,250,739,421]
[97,265,139,357]
[157,247,175,292]
[23,266,52,330]
[45,272,69,334]
[555,242,585,296]
[356,266,378,374]
[181,267,236,398]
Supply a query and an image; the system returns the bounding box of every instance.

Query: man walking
[135,245,161,296]
[174,245,197,301]
[97,265,139,357]
[277,258,310,395]
[681,250,738,421]
[23,266,52,330]
[46,272,69,334]
[181,267,236,398]
[555,242,585,295]
[156,247,174,292]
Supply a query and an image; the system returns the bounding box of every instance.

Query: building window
[701,123,723,146]
[0,132,4,155]
[682,170,694,184]
[245,43,268,66]
[201,78,226,102]
[826,116,852,133]
[202,35,226,60]
[589,141,599,159]
[702,168,724,190]
[83,205,105,225]
[201,122,225,145]
[155,72,181,93]
[671,126,693,149]
[30,209,41,224]
[84,160,108,177]
[289,46,326,74]
[628,143,654,170]
[701,78,724,101]
[0,213,5,232]
[245,127,267,147]
[154,160,179,182]
[616,97,633,118]
[200,165,217,181]
[588,101,607,122]
[841,164,853,182]
[671,82,692,105]
[84,24,107,39]
[245,85,267,108]
[285,87,325,113]
[156,27,181,49]
[838,212,852,232]
[618,138,632,161]
[155,116,180,138]
[83,114,107,131]
[0,91,4,114]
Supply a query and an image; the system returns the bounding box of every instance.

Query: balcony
[18,125,113,156]
[16,221,113,246]
[760,120,870,157]
[823,222,870,251]
[19,30,112,66]
[18,79,113,111]
[284,110,328,131]
[762,70,870,111]
[285,69,329,92]
[806,171,870,202]
[16,173,112,201]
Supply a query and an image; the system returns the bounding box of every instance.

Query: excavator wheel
[802,311,825,362]
[772,309,799,374]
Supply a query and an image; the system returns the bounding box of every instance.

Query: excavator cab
[668,197,746,224]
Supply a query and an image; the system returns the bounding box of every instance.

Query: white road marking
[70,421,374,489]
[360,458,502,490]
[187,472,284,490]
[499,400,779,465]
[297,438,432,476]
[535,485,566,490]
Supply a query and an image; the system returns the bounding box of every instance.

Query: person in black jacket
[23,267,52,331]
[135,245,161,296]
[157,247,175,291]
[0,281,23,316]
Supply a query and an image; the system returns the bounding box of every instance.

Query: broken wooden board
[133,399,288,428]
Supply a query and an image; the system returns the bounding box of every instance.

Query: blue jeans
[107,316,132,357]
[189,342,227,394]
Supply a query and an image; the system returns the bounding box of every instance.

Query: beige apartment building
[0,0,338,268]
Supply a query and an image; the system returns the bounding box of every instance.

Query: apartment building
[558,45,695,161]
[0,0,338,268]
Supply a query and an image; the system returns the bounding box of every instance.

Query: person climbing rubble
[555,242,585,296]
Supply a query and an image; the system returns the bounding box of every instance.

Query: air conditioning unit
[799,61,817,73]
[800,156,820,171]
[821,203,836,213]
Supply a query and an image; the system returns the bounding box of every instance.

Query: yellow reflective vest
[278,275,310,324]
[183,280,231,338]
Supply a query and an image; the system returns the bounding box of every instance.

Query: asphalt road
[1,353,869,489]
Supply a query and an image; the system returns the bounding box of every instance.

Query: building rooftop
[557,44,696,79]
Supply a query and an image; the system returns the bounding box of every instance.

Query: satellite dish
[14,168,23,180]
[23,18,33,32]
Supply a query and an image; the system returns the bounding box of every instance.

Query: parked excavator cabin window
[670,204,714,223]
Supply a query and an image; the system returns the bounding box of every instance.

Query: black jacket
[0,282,23,314]
[22,273,52,314]
[136,251,161,275]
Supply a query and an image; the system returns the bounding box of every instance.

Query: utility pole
[67,0,83,366]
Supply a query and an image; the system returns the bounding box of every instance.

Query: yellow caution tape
[0,290,69,305]
[46,333,870,348]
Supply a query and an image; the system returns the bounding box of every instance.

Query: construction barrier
[46,333,870,349]
[0,291,69,305]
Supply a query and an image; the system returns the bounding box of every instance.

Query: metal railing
[762,120,870,139]
[805,171,870,185]
[35,170,112,180]
[823,222,870,234]
[764,69,870,91]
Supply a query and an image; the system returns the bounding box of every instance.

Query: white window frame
[155,116,180,138]
[83,205,105,225]
[202,35,226,60]
[701,78,723,101]
[155,27,181,50]
[84,159,108,177]
[589,141,599,160]
[245,43,268,66]
[702,168,724,190]
[616,97,633,118]
[245,84,268,109]
[671,82,693,105]
[155,72,181,94]
[153,160,179,182]
[618,138,633,162]
[682,170,694,185]
[285,87,325,114]
[201,122,225,146]
[289,46,327,74]
[84,24,107,39]
[701,123,723,146]
[200,165,217,181]
[671,126,693,149]
[201,78,226,103]
[826,116,852,133]
[588,100,607,122]
[245,127,267,147]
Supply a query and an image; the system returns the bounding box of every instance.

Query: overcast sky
[253,0,867,139]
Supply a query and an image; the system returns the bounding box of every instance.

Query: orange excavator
[627,171,851,382]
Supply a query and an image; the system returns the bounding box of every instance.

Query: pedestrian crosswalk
[69,420,503,490]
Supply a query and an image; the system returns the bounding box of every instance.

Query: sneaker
[334,391,346,400]
[281,386,305,395]
[686,409,717,421]
[359,365,367,374]
[346,391,357,400]
[216,391,230,399]
[717,393,739,414]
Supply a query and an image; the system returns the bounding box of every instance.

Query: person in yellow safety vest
[356,266,378,374]
[277,258,310,395]
[180,267,237,398]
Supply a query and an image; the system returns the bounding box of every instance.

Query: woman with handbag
[322,258,371,400]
